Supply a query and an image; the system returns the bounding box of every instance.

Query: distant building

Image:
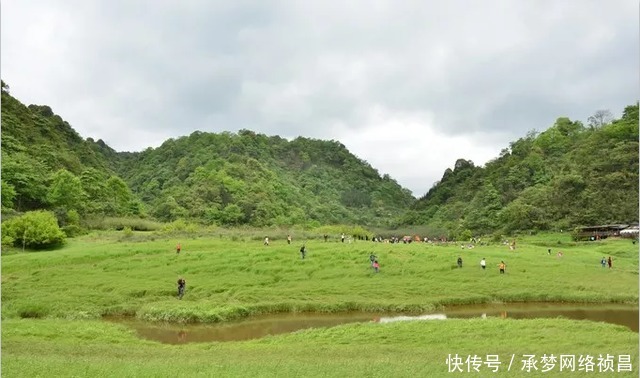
[574,224,630,240]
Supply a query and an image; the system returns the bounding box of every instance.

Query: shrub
[82,216,162,231]
[2,210,66,249]
[122,226,133,238]
[62,224,87,238]
[161,219,199,233]
[458,229,473,242]
[2,234,15,246]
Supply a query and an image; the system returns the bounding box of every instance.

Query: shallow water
[107,303,638,344]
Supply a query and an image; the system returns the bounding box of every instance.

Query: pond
[107,303,638,344]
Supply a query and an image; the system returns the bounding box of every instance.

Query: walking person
[607,256,612,269]
[369,253,377,267]
[498,261,506,274]
[373,260,380,273]
[457,256,463,268]
[341,233,345,243]
[300,245,306,259]
[176,243,181,254]
[600,257,606,268]
[480,258,486,270]
[264,237,270,246]
[287,235,292,245]
[177,277,186,299]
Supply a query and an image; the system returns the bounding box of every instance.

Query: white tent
[620,227,639,236]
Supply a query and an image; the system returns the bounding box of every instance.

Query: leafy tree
[464,183,502,234]
[47,169,86,212]
[104,176,134,216]
[80,168,109,213]
[2,210,66,249]
[1,152,49,210]
[1,180,16,209]
[221,204,244,225]
[152,196,187,222]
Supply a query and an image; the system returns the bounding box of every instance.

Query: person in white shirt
[480,258,486,270]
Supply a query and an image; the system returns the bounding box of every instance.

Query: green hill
[1,84,414,227]
[1,83,138,216]
[402,104,639,237]
[4,81,636,232]
[117,130,414,226]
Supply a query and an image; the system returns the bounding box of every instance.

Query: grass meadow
[2,231,638,376]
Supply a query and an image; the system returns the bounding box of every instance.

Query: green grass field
[2,231,638,377]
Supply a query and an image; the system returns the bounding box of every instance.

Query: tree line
[2,81,637,243]
[401,104,639,239]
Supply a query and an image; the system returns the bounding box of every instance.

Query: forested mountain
[3,82,637,233]
[117,130,414,226]
[1,84,414,227]
[401,104,639,237]
[1,83,140,218]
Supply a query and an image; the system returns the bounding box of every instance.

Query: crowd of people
[171,234,618,299]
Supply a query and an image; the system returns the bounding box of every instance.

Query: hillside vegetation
[402,104,639,237]
[118,130,414,226]
[1,83,140,220]
[2,81,637,234]
[1,83,413,228]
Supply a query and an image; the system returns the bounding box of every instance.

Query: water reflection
[107,303,638,344]
[375,314,447,323]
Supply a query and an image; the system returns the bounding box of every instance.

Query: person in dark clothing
[607,256,612,269]
[457,256,463,268]
[300,245,306,259]
[369,253,377,267]
[177,277,186,299]
[324,234,328,242]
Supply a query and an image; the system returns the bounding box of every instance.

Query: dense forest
[118,130,414,226]
[401,105,639,238]
[1,82,140,222]
[0,83,413,228]
[1,81,637,237]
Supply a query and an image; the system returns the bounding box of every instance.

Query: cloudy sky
[2,1,637,196]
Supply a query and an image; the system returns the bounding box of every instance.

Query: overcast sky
[2,1,637,196]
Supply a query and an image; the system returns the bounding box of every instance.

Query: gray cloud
[2,0,636,195]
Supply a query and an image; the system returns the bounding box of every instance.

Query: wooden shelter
[574,224,629,240]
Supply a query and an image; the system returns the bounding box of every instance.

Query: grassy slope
[2,232,637,321]
[1,232,638,377]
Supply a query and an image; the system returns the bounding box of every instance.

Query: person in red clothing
[373,260,380,273]
[176,243,181,254]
